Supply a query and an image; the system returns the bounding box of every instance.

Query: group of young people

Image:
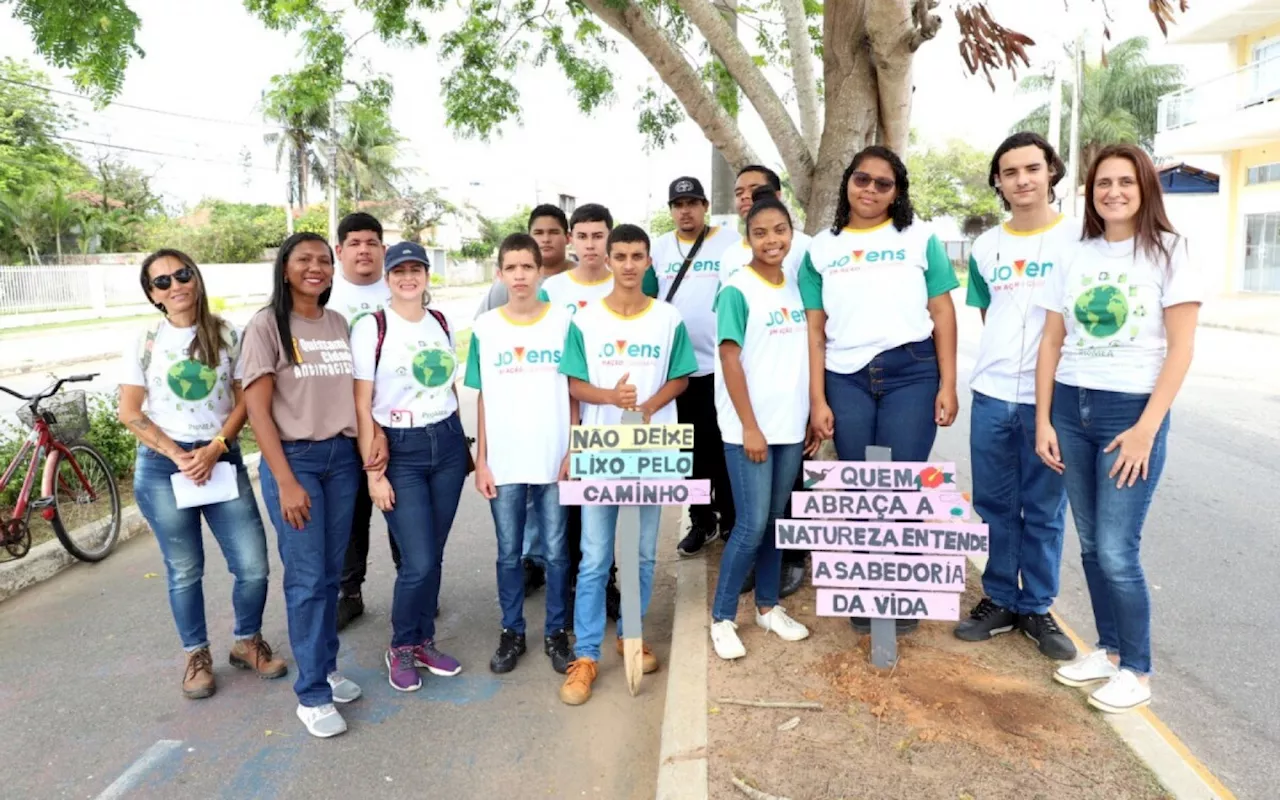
[119,129,1196,740]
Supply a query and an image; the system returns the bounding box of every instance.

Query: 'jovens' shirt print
[648,226,743,376]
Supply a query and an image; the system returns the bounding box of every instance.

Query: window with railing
[1250,41,1280,106]
[1247,162,1280,186]
[1157,51,1280,132]
[1244,212,1280,293]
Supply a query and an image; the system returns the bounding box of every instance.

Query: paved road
[937,301,1280,800]
[0,385,678,799]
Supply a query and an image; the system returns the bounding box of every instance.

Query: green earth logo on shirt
[412,348,456,389]
[167,359,218,401]
[1073,284,1129,338]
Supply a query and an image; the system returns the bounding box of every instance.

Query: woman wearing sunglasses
[798,146,960,632]
[241,232,371,738]
[121,249,287,700]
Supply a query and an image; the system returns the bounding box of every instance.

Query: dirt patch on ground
[706,555,1171,800]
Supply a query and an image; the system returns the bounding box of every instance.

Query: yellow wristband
[213,435,228,453]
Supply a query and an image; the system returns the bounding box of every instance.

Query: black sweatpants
[676,374,734,532]
[340,477,402,596]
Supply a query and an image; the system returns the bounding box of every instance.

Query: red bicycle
[0,374,121,562]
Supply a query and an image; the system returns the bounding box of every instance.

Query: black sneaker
[489,629,527,674]
[522,558,546,595]
[779,559,807,599]
[336,593,364,632]
[605,578,621,622]
[717,519,736,543]
[849,617,919,634]
[676,524,714,557]
[1018,612,1078,661]
[544,629,573,674]
[954,598,1016,642]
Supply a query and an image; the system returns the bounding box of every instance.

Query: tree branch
[777,0,821,154]
[866,0,932,156]
[579,0,759,170]
[675,0,815,199]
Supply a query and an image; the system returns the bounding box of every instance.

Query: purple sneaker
[386,646,422,692]
[413,639,462,677]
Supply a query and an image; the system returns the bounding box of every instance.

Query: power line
[48,134,278,172]
[0,76,271,130]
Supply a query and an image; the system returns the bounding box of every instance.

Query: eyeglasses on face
[149,266,195,291]
[850,171,896,193]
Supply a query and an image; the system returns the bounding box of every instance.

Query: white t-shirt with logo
[714,267,810,446]
[328,273,390,329]
[558,299,699,427]
[538,270,613,316]
[967,216,1080,404]
[721,229,812,284]
[351,307,460,428]
[463,305,572,485]
[1035,234,1202,395]
[799,221,959,374]
[649,226,743,376]
[120,320,242,443]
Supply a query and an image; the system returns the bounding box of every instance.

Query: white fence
[0,263,274,316]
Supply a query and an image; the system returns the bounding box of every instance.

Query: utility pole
[708,0,737,228]
[1066,34,1083,217]
[1048,58,1063,158]
[328,94,339,245]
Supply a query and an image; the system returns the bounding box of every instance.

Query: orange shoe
[229,633,288,679]
[616,638,660,674]
[182,647,216,699]
[559,658,598,705]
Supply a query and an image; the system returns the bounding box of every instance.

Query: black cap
[668,176,707,205]
[384,240,430,272]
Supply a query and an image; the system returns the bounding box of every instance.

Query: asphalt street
[0,385,678,799]
[938,302,1280,800]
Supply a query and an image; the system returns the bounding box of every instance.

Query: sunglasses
[149,266,195,291]
[851,171,896,193]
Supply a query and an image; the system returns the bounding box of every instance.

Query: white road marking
[94,739,183,800]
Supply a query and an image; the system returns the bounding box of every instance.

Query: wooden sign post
[562,418,706,695]
[777,446,988,669]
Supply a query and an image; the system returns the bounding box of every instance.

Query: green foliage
[9,0,143,102]
[338,78,406,202]
[636,85,684,153]
[400,188,456,244]
[143,200,288,264]
[648,208,675,237]
[908,138,1003,237]
[456,240,493,260]
[1013,37,1184,175]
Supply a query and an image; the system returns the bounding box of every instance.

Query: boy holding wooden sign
[556,224,699,705]
[465,233,576,675]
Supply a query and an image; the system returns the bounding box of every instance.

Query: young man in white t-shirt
[956,132,1076,662]
[465,233,577,676]
[557,224,699,706]
[647,177,741,559]
[538,204,615,315]
[329,212,397,631]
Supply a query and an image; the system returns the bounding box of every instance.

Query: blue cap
[384,241,431,272]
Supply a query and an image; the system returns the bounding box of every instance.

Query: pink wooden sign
[558,479,710,506]
[801,461,957,491]
[775,520,989,555]
[811,552,966,591]
[791,491,971,521]
[816,588,961,621]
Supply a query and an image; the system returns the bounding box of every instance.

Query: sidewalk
[1200,292,1280,336]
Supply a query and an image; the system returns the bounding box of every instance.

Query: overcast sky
[0,0,1227,225]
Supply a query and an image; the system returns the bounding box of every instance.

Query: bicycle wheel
[50,444,121,562]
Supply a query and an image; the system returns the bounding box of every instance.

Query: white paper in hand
[170,462,240,509]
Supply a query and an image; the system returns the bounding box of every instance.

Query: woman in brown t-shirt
[241,232,378,739]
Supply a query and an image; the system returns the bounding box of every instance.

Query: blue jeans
[382,414,469,647]
[134,441,269,651]
[574,504,661,660]
[970,392,1068,615]
[713,443,805,621]
[259,436,360,707]
[1052,383,1169,675]
[521,493,545,566]
[490,483,569,634]
[825,338,940,462]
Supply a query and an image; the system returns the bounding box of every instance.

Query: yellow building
[1156,0,1280,294]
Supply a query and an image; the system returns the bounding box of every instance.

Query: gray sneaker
[296,703,347,738]
[326,672,362,704]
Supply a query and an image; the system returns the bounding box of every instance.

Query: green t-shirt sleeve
[798,252,824,310]
[536,287,550,302]
[716,286,748,347]
[667,321,699,380]
[924,234,961,297]
[965,253,991,309]
[642,266,659,298]
[462,331,482,390]
[558,321,591,382]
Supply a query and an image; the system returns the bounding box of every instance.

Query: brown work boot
[229,633,288,679]
[616,637,660,674]
[183,647,216,699]
[559,658,598,705]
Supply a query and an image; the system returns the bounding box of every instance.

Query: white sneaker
[1088,669,1151,714]
[326,672,362,704]
[756,606,810,642]
[1053,649,1119,687]
[711,620,747,660]
[296,703,347,738]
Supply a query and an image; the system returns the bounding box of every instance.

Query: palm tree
[1013,37,1184,177]
[0,186,46,264]
[41,183,78,264]
[337,98,406,203]
[261,70,334,209]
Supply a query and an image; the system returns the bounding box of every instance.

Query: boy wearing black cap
[648,177,742,558]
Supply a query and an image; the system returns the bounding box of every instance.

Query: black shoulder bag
[664,225,710,302]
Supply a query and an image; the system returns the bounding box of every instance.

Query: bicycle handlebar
[0,372,100,404]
